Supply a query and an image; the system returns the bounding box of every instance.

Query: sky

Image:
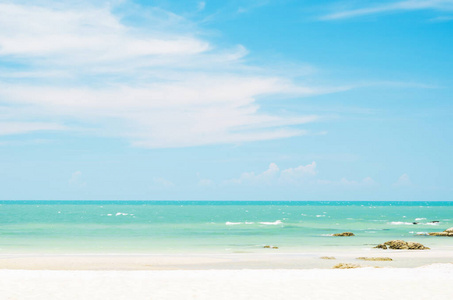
[0,0,452,201]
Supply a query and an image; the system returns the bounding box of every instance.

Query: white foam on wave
[316,215,326,218]
[409,232,428,235]
[259,220,282,225]
[115,212,129,216]
[225,221,255,225]
[389,222,413,225]
[424,222,439,226]
[415,218,426,221]
[225,220,282,225]
[226,222,241,225]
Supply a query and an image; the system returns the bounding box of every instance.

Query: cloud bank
[225,162,376,188]
[0,0,337,148]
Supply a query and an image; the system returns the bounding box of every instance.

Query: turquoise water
[0,201,452,254]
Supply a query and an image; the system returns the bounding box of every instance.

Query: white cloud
[394,173,412,187]
[280,161,317,178]
[0,122,65,136]
[320,0,453,20]
[227,162,317,185]
[0,3,208,61]
[0,1,341,148]
[226,161,377,188]
[229,162,280,185]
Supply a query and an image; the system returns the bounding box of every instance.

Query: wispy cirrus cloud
[0,121,65,136]
[0,0,342,148]
[320,0,453,20]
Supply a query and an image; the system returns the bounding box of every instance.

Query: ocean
[0,201,452,254]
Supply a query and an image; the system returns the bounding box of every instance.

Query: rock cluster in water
[374,240,430,250]
[263,245,279,249]
[320,256,336,260]
[332,232,355,236]
[428,227,453,237]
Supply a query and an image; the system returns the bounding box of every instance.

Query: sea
[0,201,452,254]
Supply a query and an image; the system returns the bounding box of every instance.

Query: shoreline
[1,248,452,270]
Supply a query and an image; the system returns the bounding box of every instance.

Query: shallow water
[0,201,452,254]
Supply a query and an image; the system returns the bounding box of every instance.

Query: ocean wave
[316,215,326,218]
[111,212,133,216]
[225,220,282,225]
[389,222,414,225]
[409,231,429,235]
[415,218,426,221]
[225,221,256,225]
[259,220,282,225]
[225,222,242,225]
[390,221,440,226]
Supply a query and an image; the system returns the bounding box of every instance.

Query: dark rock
[428,227,453,236]
[407,242,429,250]
[374,244,388,249]
[384,240,409,249]
[332,232,355,237]
[428,232,450,236]
[374,240,429,250]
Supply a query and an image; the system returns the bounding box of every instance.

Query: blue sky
[0,0,452,200]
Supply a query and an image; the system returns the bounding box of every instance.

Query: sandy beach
[1,250,452,299]
[1,264,452,300]
[1,247,452,270]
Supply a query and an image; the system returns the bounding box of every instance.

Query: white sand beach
[1,264,452,300]
[0,250,452,300]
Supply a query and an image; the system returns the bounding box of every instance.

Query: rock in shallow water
[374,240,430,250]
[428,228,453,236]
[332,232,355,236]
